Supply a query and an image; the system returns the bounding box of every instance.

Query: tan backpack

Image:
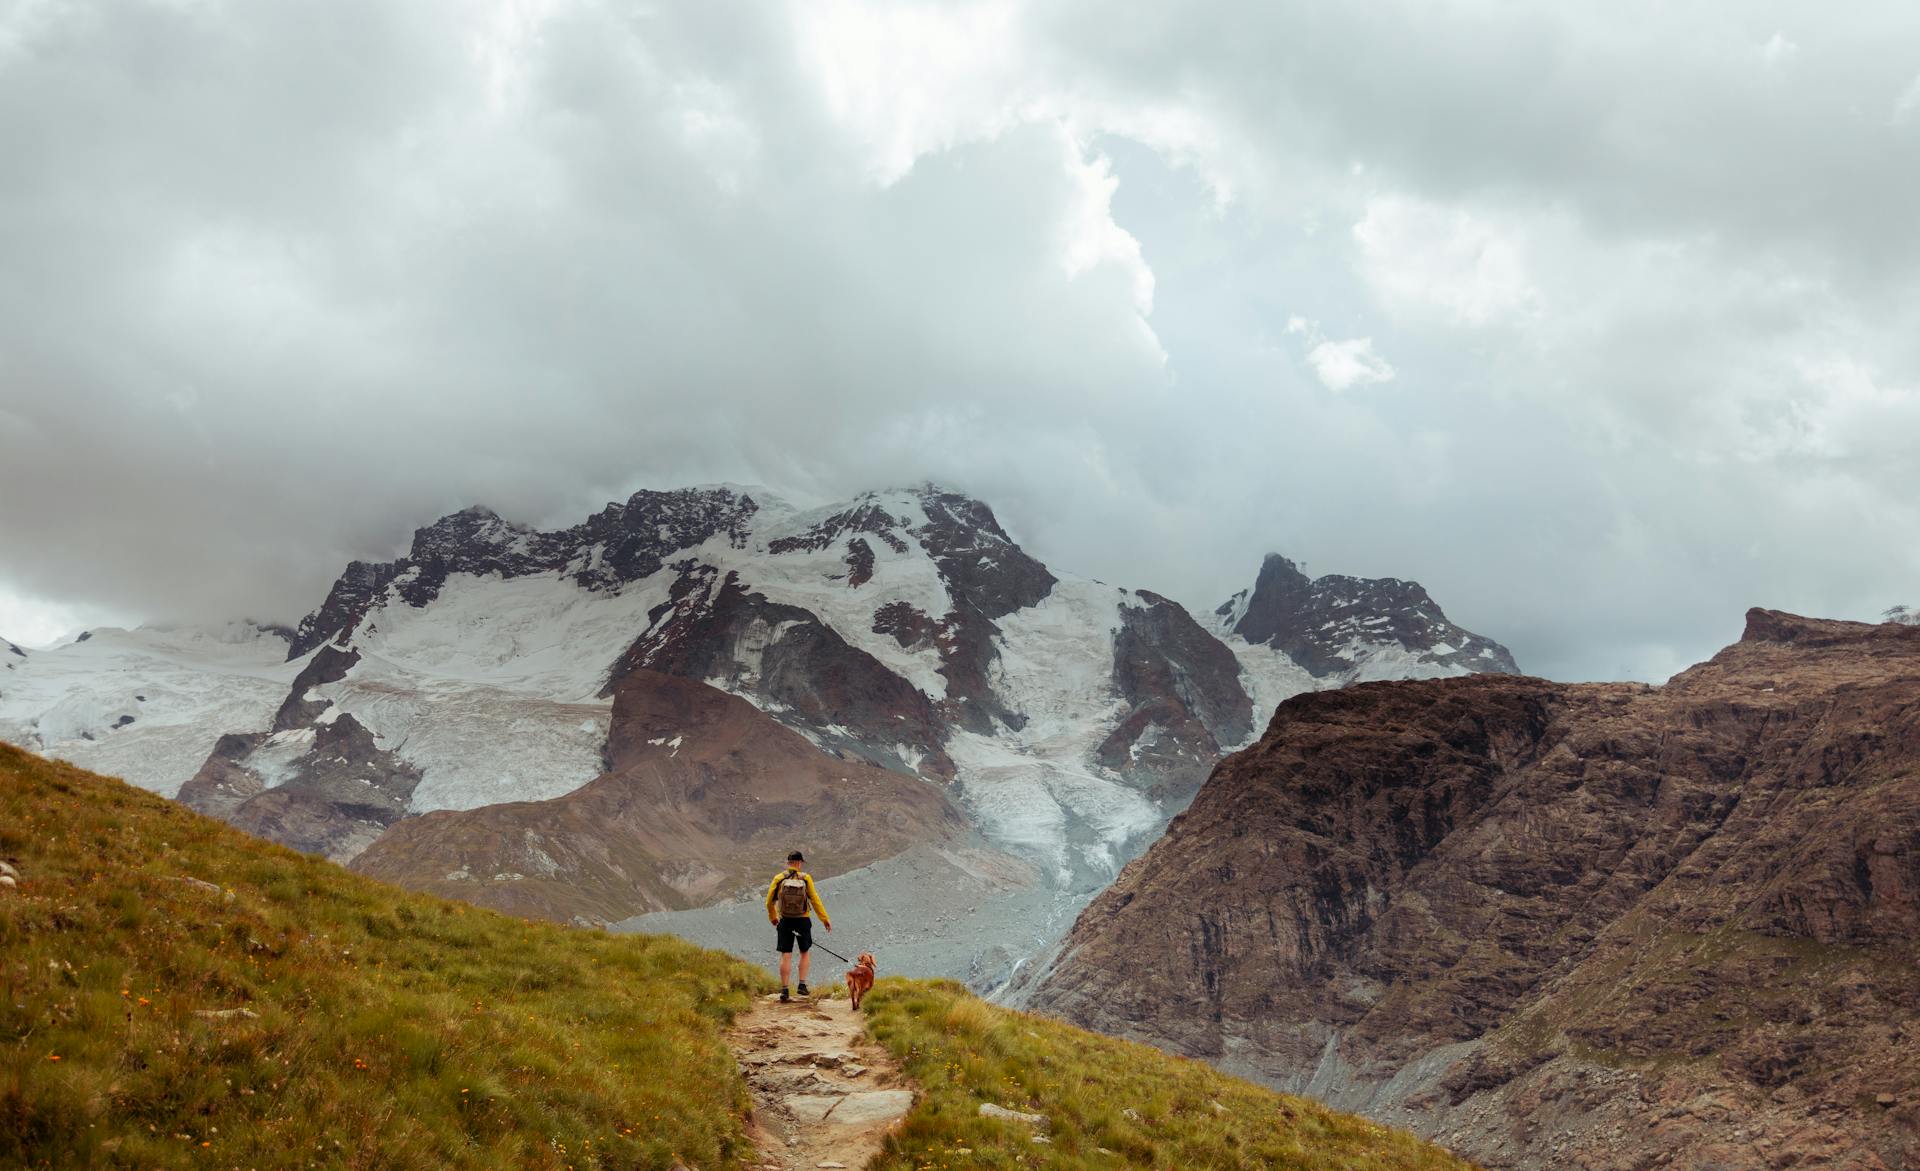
[777,870,809,918]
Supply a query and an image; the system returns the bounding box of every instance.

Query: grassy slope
[0,742,768,1170]
[3,742,1479,1171]
[864,981,1480,1171]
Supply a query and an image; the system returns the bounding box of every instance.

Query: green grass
[863,980,1481,1171]
[0,742,770,1170]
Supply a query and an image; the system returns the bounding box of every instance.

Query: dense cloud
[2,0,1917,679]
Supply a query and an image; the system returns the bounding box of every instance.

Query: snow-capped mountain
[0,622,301,795]
[0,482,1517,989]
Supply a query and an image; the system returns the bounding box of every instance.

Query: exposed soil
[729,992,916,1171]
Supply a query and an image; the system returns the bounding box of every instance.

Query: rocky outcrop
[767,501,910,558]
[906,486,1059,735]
[350,670,963,923]
[289,560,406,657]
[566,487,759,593]
[604,568,955,781]
[1034,610,1920,1171]
[1216,554,1517,678]
[178,714,421,862]
[914,488,1056,619]
[1095,590,1253,796]
[271,645,359,731]
[290,489,762,655]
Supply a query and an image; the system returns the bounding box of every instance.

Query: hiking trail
[729,991,916,1171]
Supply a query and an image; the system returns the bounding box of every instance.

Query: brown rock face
[1096,590,1254,796]
[604,568,955,781]
[349,670,963,924]
[1032,610,1920,1171]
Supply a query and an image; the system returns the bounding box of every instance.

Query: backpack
[777,871,809,918]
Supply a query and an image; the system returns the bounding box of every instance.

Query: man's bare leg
[779,951,792,989]
[798,949,811,987]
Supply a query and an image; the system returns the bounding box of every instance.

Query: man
[766,849,831,1002]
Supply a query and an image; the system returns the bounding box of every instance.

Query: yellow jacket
[766,869,830,927]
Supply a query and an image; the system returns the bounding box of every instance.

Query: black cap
[787,850,804,862]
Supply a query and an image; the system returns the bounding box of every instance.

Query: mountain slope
[8,482,1518,988]
[0,741,765,1170]
[1032,609,1920,1170]
[350,669,964,922]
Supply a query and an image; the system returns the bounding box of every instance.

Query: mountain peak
[1219,552,1515,679]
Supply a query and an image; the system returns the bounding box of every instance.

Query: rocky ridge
[1032,608,1920,1170]
[1215,553,1516,680]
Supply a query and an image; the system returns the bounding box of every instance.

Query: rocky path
[729,992,916,1171]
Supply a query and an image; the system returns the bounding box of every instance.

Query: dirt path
[729,992,916,1171]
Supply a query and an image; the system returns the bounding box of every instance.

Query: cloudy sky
[4,0,1919,680]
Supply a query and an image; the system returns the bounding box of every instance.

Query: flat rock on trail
[730,993,916,1170]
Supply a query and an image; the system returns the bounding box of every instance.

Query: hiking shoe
[795,982,809,997]
[779,986,790,1003]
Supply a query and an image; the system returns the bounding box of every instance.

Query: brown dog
[844,952,877,1011]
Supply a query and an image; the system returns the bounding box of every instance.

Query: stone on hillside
[170,875,234,902]
[979,1102,1050,1128]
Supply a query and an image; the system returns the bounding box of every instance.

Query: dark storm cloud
[2,0,1917,679]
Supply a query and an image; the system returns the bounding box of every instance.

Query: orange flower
[47,1055,61,1062]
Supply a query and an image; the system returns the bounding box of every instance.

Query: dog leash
[810,940,851,964]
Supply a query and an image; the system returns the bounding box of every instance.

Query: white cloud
[1352,195,1541,326]
[6,0,1920,685]
[0,586,124,649]
[1896,73,1920,122]
[1306,337,1395,392]
[1284,317,1394,391]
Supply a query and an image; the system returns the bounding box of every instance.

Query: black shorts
[775,916,813,954]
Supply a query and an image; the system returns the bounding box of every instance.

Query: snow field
[0,624,301,797]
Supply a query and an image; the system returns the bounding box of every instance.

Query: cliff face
[1032,610,1920,1171]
